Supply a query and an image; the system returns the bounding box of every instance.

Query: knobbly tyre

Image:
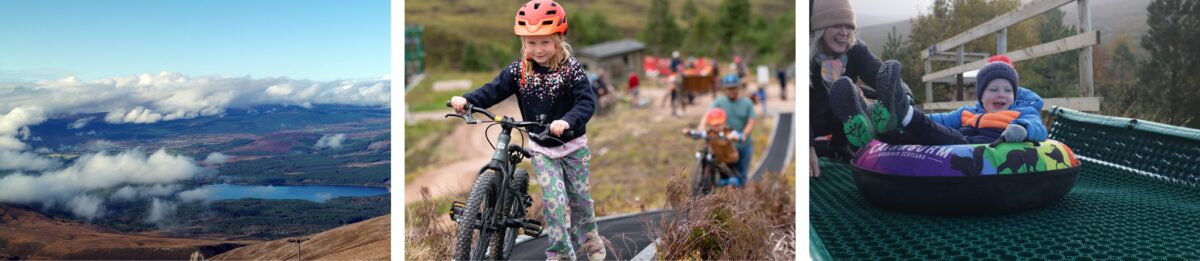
[445,103,572,260]
[683,129,745,196]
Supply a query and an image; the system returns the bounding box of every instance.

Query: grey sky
[849,0,936,26]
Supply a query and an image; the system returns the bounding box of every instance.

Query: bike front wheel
[490,169,530,260]
[692,161,717,196]
[454,171,496,260]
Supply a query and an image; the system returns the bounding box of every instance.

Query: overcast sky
[848,0,937,26]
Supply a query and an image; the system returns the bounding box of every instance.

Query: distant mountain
[211,214,389,260]
[855,0,1152,59]
[857,18,914,60]
[0,204,253,260]
[857,13,909,27]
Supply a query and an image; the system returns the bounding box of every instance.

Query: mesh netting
[811,107,1200,260]
[811,160,1200,260]
[1049,107,1200,186]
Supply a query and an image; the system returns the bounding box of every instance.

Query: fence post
[998,28,1008,54]
[1078,0,1094,97]
[956,46,965,101]
[925,58,933,103]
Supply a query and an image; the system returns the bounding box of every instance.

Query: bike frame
[688,130,742,195]
[449,104,551,260]
[477,117,519,234]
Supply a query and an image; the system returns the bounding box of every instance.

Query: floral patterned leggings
[532,147,606,261]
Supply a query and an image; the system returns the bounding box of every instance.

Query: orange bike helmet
[514,0,568,36]
[705,108,728,126]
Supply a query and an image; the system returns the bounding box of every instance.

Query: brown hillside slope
[0,204,252,260]
[211,214,389,261]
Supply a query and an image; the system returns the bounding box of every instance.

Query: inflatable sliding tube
[851,140,1082,215]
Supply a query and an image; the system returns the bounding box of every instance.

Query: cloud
[177,186,213,203]
[0,72,390,126]
[110,184,182,201]
[0,149,202,219]
[0,107,47,151]
[0,149,59,171]
[315,192,334,202]
[111,186,138,201]
[0,148,200,203]
[314,134,346,149]
[68,116,95,129]
[67,194,104,221]
[86,140,119,152]
[104,106,163,124]
[204,152,229,164]
[146,197,177,224]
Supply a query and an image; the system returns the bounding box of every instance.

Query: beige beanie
[811,0,855,32]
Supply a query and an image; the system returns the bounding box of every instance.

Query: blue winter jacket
[927,87,1048,142]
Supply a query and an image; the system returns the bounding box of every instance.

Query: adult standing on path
[700,75,756,183]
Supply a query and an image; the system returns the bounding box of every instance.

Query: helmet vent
[519,11,525,16]
[541,20,553,25]
[546,10,556,15]
[550,2,557,7]
[518,21,526,25]
[533,3,541,9]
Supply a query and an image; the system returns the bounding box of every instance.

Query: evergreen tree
[683,0,699,23]
[640,0,683,55]
[1137,0,1200,127]
[716,0,752,57]
[684,14,717,57]
[571,11,622,47]
[1022,9,1078,98]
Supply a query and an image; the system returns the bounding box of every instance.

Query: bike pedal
[522,221,543,237]
[449,201,466,221]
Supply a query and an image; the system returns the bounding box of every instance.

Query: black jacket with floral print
[464,57,595,147]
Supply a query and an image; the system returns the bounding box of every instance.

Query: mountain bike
[683,129,744,196]
[446,103,569,260]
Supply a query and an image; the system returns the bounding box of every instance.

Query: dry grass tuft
[655,169,795,260]
[403,187,456,260]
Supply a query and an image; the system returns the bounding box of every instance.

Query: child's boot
[828,77,876,147]
[873,60,913,135]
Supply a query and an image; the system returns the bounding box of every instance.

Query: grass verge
[405,70,498,113]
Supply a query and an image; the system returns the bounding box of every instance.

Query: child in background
[684,108,744,186]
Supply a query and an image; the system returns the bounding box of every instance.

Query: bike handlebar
[684,129,736,142]
[446,102,574,142]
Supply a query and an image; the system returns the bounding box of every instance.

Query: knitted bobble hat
[976,55,1020,103]
[811,0,855,32]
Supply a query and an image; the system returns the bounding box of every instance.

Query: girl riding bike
[449,1,603,259]
[684,108,746,188]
